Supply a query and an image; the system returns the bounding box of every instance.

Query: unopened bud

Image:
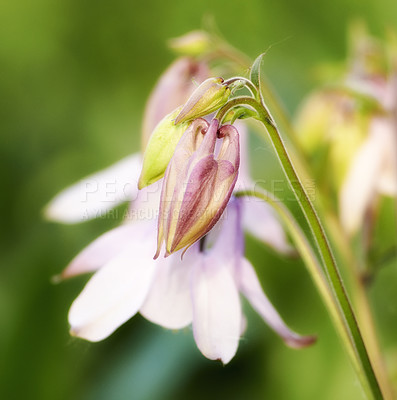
[138,108,190,189]
[155,119,240,258]
[141,57,209,150]
[174,77,231,124]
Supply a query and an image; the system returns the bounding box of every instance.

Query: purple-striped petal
[140,245,199,329]
[241,196,294,254]
[233,122,252,192]
[238,258,315,348]
[157,120,240,257]
[191,254,242,364]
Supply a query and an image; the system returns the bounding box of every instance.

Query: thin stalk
[247,84,393,397]
[218,97,383,399]
[223,76,259,98]
[326,212,395,400]
[216,43,392,396]
[235,189,360,373]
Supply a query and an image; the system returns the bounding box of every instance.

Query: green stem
[223,76,259,98]
[235,189,359,368]
[219,97,383,399]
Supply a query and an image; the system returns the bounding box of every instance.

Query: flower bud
[174,78,231,125]
[138,108,191,189]
[142,57,209,150]
[155,119,240,258]
[168,30,212,56]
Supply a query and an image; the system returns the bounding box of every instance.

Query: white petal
[125,179,162,223]
[241,196,293,254]
[238,258,315,348]
[68,225,157,342]
[207,197,244,261]
[45,154,142,223]
[191,254,241,364]
[339,121,386,234]
[63,220,154,278]
[140,245,198,329]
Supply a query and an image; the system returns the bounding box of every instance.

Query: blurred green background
[1,0,397,399]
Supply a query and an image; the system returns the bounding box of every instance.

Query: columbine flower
[44,56,209,224]
[66,192,314,363]
[156,118,240,257]
[46,106,301,361]
[45,121,292,255]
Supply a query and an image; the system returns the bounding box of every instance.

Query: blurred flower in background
[294,24,397,235]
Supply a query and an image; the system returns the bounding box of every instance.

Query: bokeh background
[1,0,397,399]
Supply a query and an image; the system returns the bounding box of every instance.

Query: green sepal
[250,53,265,89]
[138,107,190,189]
[223,106,258,124]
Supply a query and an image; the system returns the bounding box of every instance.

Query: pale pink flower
[66,195,314,363]
[45,113,306,362]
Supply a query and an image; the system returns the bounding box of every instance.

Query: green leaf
[250,53,265,89]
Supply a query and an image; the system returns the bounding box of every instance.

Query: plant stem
[245,77,393,397]
[235,189,360,373]
[218,97,384,399]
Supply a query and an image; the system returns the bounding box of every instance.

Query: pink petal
[238,258,315,348]
[142,58,209,149]
[140,245,199,329]
[62,220,155,278]
[169,122,239,253]
[68,233,157,342]
[155,119,209,257]
[191,254,241,364]
[233,122,252,192]
[241,196,293,254]
[126,180,163,223]
[209,197,243,261]
[44,154,142,223]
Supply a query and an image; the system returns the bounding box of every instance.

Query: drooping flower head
[44,34,317,367]
[155,118,240,258]
[64,189,314,362]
